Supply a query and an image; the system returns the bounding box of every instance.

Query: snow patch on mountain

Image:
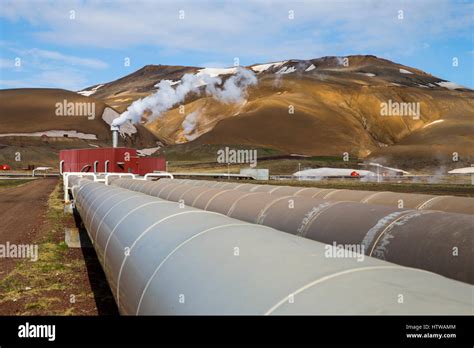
[137,147,161,156]
[187,67,239,87]
[102,107,137,136]
[436,81,466,90]
[0,130,97,140]
[423,119,444,128]
[78,84,104,96]
[276,66,296,74]
[251,61,287,73]
[155,79,180,87]
[197,67,237,77]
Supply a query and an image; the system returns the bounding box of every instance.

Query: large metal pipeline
[111,178,474,284]
[163,179,474,215]
[69,176,473,314]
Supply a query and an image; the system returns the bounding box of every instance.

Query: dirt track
[0,178,57,244]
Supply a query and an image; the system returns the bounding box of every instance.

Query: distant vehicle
[350,170,360,177]
[0,164,11,170]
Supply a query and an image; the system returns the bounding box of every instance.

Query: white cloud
[29,49,107,69]
[0,43,106,90]
[1,0,472,60]
[1,0,472,89]
[0,68,88,90]
[9,48,108,69]
[0,58,16,68]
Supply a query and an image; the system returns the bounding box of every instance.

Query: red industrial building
[60,147,166,176]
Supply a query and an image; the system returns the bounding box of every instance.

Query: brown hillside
[0,88,159,169]
[5,55,473,169]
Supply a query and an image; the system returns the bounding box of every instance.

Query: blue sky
[0,0,472,91]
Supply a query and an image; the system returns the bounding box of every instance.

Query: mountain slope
[79,65,200,112]
[89,55,469,169]
[9,55,474,170]
[0,88,159,169]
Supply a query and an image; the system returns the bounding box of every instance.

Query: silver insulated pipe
[111,125,119,148]
[111,178,474,284]
[159,179,474,215]
[68,176,473,315]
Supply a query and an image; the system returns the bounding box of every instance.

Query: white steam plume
[182,111,199,136]
[112,67,257,127]
[203,67,257,103]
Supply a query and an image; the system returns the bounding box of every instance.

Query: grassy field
[0,179,36,190]
[160,143,361,175]
[168,157,360,174]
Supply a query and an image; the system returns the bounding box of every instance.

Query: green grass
[0,179,36,189]
[158,143,287,162]
[160,143,360,175]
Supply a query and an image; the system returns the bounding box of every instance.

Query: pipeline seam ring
[368,210,436,257]
[298,201,351,238]
[85,187,123,227]
[416,195,449,210]
[360,191,388,204]
[102,201,176,268]
[116,210,228,306]
[256,195,294,225]
[89,190,126,230]
[264,265,435,315]
[203,190,233,211]
[135,222,251,314]
[322,189,341,199]
[227,192,261,217]
[92,194,146,240]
